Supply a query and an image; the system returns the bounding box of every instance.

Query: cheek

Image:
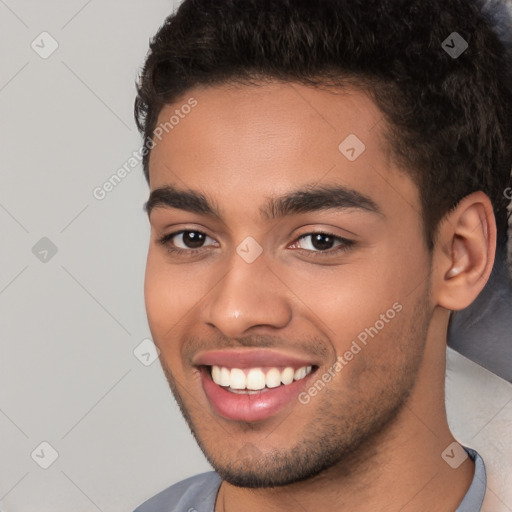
[276,256,406,340]
[144,250,205,338]
[274,244,426,366]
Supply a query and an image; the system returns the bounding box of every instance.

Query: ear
[433,191,496,310]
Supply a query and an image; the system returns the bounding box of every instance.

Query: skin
[144,81,496,511]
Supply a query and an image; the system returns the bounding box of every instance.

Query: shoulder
[133,471,222,512]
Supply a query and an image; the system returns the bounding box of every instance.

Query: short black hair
[135,0,512,249]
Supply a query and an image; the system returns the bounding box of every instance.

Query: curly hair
[134,0,512,250]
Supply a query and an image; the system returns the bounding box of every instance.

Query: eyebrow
[144,183,382,220]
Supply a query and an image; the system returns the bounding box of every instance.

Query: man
[133,0,512,510]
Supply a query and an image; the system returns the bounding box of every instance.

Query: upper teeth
[211,365,313,390]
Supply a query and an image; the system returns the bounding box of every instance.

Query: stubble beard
[158,291,431,489]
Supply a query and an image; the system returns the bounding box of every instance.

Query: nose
[201,252,293,338]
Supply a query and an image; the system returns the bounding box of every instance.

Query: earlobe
[435,192,496,311]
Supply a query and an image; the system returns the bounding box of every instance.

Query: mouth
[210,364,314,393]
[194,350,319,422]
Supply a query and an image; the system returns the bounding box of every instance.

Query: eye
[156,229,354,259]
[289,232,354,255]
[157,230,217,253]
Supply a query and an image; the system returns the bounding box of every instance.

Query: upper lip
[193,349,319,369]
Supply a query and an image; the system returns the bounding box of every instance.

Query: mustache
[182,333,330,366]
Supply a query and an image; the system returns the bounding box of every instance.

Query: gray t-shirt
[133,446,486,512]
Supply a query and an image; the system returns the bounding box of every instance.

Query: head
[136,0,512,488]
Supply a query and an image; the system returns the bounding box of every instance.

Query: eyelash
[156,230,355,259]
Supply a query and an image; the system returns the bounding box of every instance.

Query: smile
[194,350,319,422]
[210,365,313,393]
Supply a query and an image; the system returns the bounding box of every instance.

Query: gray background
[0,1,511,511]
[0,1,211,511]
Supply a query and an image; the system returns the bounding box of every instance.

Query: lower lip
[200,367,315,422]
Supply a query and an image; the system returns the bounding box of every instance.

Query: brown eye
[179,231,207,248]
[292,232,352,252]
[157,230,216,252]
[309,233,336,250]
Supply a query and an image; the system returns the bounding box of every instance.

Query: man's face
[144,82,434,487]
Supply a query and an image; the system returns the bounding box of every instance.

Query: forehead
[147,81,418,220]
